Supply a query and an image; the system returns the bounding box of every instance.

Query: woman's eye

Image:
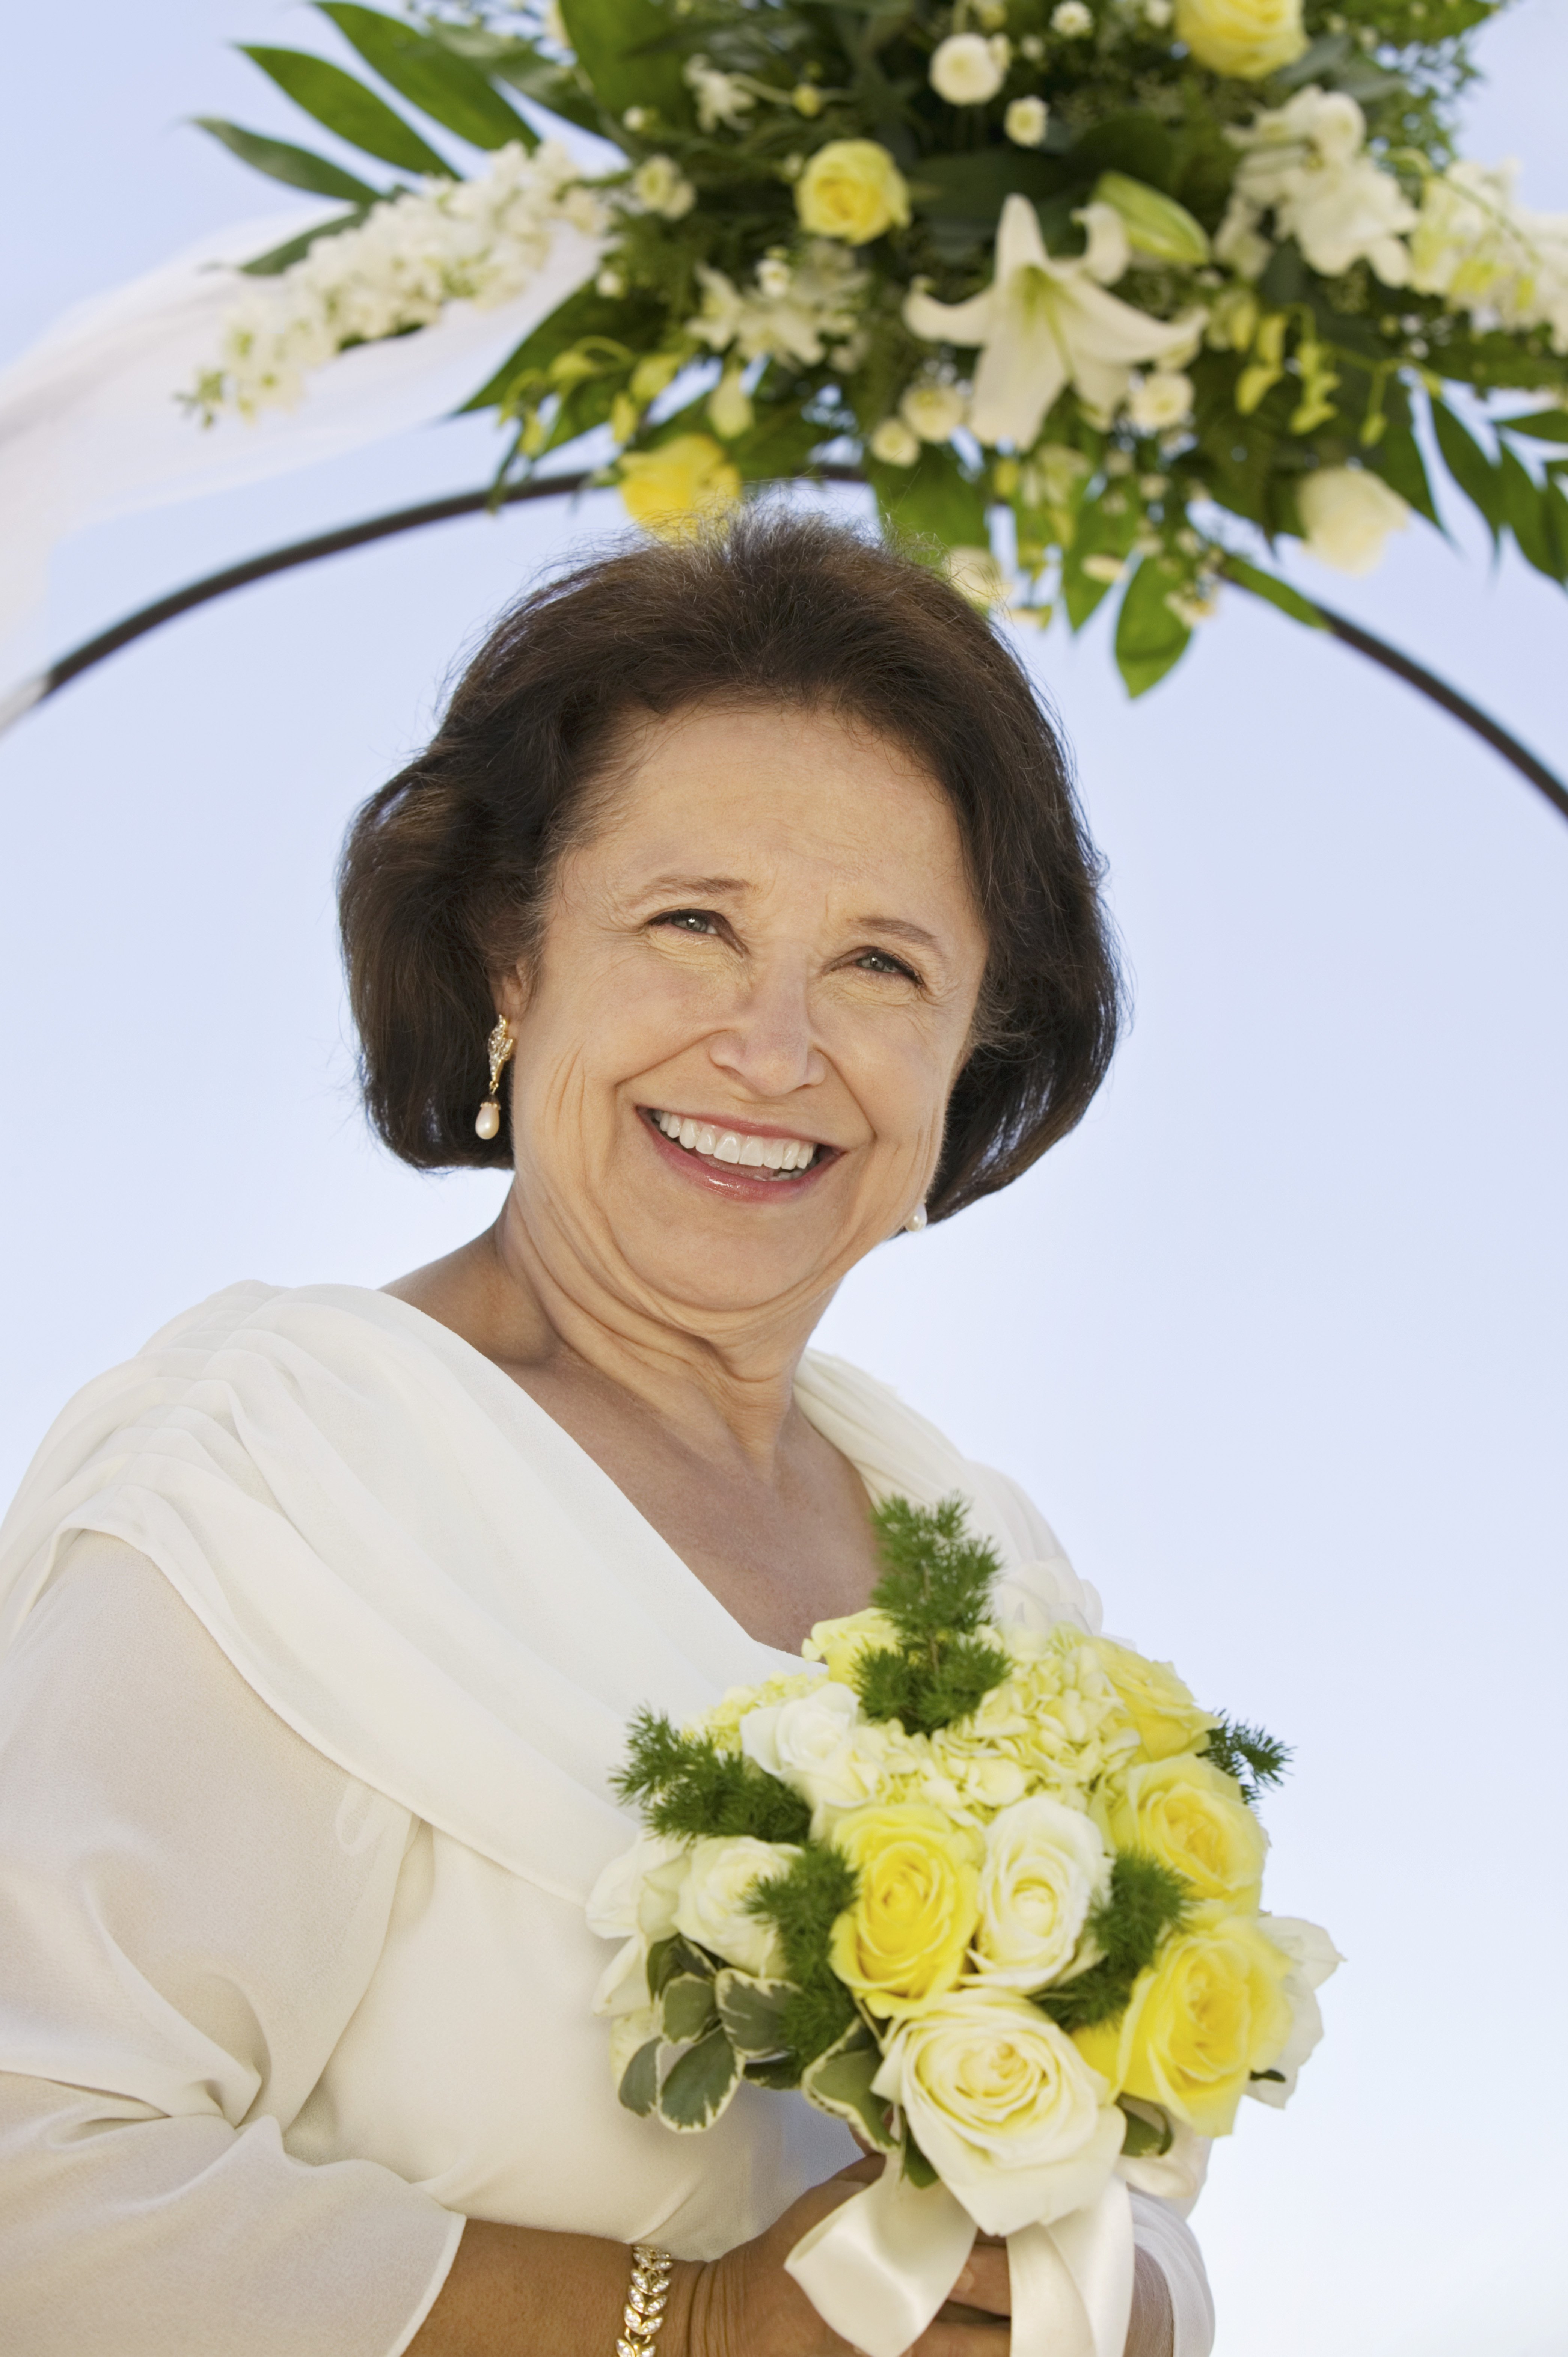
[855,949,920,981]
[653,909,719,936]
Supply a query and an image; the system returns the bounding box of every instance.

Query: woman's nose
[706,962,827,1099]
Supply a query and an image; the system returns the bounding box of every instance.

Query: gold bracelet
[616,2243,674,2357]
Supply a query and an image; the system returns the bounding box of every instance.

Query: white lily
[904,194,1205,446]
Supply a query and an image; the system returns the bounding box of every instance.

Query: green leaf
[1429,397,1503,542]
[902,2135,939,2190]
[908,148,1072,226]
[869,443,990,556]
[715,1972,793,2060]
[1114,557,1191,698]
[803,2023,900,2152]
[1221,555,1327,631]
[238,209,370,277]
[1498,409,1568,444]
[646,1934,713,1998]
[192,118,385,202]
[558,0,692,131]
[1069,111,1176,195]
[659,2026,742,2131]
[660,1972,719,2045]
[318,6,536,151]
[1544,479,1568,577]
[1119,2099,1175,2158]
[618,2037,662,2116]
[1367,410,1442,531]
[239,45,452,175]
[1498,443,1568,580]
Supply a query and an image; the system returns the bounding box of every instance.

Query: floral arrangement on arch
[193,0,1568,694]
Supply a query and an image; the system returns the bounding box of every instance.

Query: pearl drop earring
[474,1016,514,1141]
[904,1203,927,1234]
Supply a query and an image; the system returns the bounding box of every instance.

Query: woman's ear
[495,962,532,1028]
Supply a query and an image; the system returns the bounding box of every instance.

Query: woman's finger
[944,2242,1010,2319]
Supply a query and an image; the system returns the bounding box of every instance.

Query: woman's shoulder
[795,1349,1103,1636]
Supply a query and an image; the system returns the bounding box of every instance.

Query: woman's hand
[677,2157,1010,2357]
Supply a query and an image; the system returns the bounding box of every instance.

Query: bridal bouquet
[195,0,1568,696]
[589,1497,1336,2345]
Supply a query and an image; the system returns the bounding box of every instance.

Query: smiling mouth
[642,1107,829,1179]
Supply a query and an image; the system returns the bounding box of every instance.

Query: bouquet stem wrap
[785,2164,1132,2357]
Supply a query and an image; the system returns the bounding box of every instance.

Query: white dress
[0,1283,1213,2355]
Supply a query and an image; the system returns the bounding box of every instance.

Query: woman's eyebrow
[853,916,942,950]
[642,872,753,898]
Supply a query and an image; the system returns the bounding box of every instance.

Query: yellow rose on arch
[1174,0,1309,79]
[1074,1907,1295,2136]
[829,1802,982,2018]
[1098,1754,1267,1909]
[796,139,911,245]
[618,435,741,539]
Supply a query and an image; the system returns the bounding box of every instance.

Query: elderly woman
[0,515,1211,2356]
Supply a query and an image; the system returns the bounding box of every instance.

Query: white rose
[870,416,921,466]
[1245,1914,1342,2108]
[873,1992,1126,2234]
[1126,369,1195,431]
[586,1832,691,2015]
[968,1795,1111,1991]
[900,380,969,441]
[930,32,1008,105]
[1005,97,1049,148]
[1298,467,1409,574]
[742,1680,879,1810]
[1051,2,1095,35]
[673,1836,796,1977]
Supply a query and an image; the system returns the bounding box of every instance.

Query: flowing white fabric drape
[0,209,601,696]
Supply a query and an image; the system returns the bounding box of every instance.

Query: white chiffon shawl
[0,1282,1210,2356]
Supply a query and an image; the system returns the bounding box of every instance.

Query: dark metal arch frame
[6,466,1566,825]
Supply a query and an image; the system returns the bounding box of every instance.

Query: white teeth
[653,1111,818,1173]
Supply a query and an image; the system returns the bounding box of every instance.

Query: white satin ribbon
[786,2165,1133,2357]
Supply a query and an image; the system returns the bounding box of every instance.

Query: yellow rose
[802,1607,899,1684]
[829,1803,982,2018]
[796,140,911,244]
[618,435,740,538]
[1098,1755,1267,1909]
[1075,1908,1294,2136]
[1174,0,1308,79]
[1084,1638,1216,1762]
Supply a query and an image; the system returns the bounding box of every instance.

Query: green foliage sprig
[1202,1715,1293,1807]
[850,1494,1013,1736]
[612,1706,813,1843]
[1034,1850,1190,2031]
[746,1840,861,2072]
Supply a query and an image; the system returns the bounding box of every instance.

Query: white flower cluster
[1216,87,1417,285]
[686,240,870,369]
[201,142,607,419]
[1409,160,1568,354]
[1214,86,1568,356]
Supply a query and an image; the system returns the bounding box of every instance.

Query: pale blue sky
[3,8,1566,2353]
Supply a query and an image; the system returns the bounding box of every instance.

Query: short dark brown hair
[338,508,1120,1221]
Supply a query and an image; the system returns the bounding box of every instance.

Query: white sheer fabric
[0,212,600,694]
[0,1283,1213,2356]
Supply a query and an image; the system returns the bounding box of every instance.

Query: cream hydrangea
[199,141,606,419]
[936,1623,1141,1795]
[1409,161,1568,353]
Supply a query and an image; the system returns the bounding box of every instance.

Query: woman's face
[498,700,989,1333]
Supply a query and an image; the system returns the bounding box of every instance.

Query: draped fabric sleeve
[0,1533,463,2357]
